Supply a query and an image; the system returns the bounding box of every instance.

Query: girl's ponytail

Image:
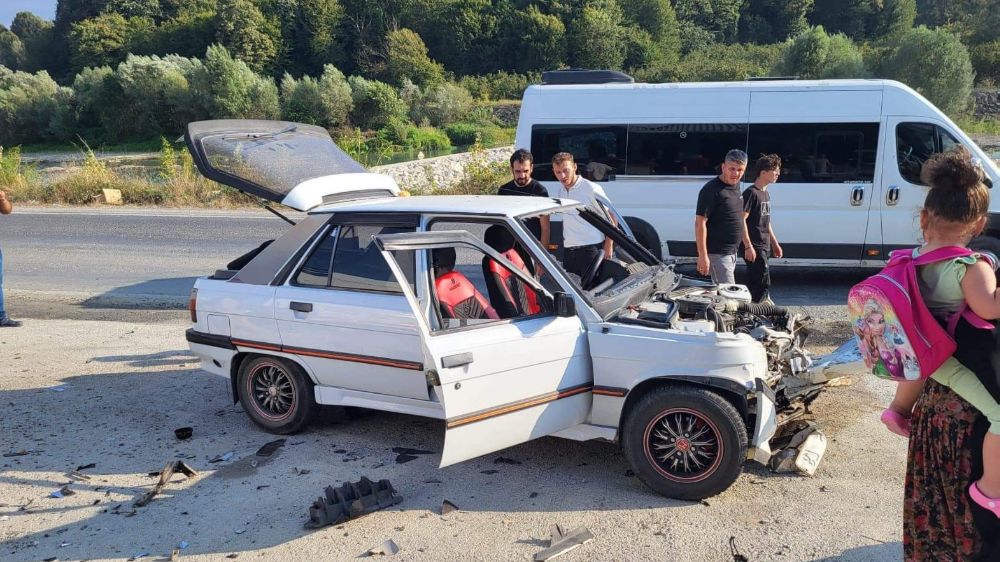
[921,146,990,225]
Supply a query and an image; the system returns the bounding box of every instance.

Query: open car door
[374,231,593,467]
[185,120,398,212]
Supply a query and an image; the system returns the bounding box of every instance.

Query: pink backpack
[848,246,991,382]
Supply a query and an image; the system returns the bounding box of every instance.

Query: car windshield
[518,205,676,319]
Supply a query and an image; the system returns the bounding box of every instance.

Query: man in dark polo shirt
[695,149,751,284]
[497,149,550,249]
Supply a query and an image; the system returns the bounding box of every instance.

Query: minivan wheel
[622,385,748,500]
[237,356,315,434]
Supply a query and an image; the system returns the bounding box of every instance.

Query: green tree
[878,26,974,115]
[71,65,120,141]
[215,0,279,74]
[280,73,327,124]
[147,9,217,58]
[299,0,345,73]
[740,0,813,43]
[402,80,473,127]
[0,26,25,70]
[69,13,156,71]
[809,0,873,41]
[113,54,205,139]
[678,20,716,54]
[509,5,566,73]
[970,41,1000,86]
[568,4,627,70]
[348,75,407,129]
[0,68,74,144]
[190,44,280,119]
[674,0,743,42]
[104,0,164,19]
[915,1,998,44]
[11,12,58,72]
[317,64,353,127]
[653,42,783,81]
[875,0,916,40]
[619,0,681,61]
[339,0,411,75]
[382,28,444,87]
[776,26,866,79]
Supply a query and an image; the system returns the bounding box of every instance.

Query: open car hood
[185,120,399,211]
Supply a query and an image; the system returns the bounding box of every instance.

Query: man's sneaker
[0,316,22,327]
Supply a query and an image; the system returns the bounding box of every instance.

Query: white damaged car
[183,120,836,499]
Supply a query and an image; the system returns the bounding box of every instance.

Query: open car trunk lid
[185,120,399,212]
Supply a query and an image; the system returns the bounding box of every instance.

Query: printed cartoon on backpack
[849,285,920,381]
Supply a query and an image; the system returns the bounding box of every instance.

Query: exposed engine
[614,278,828,422]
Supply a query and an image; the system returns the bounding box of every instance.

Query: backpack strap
[946,303,995,336]
[911,246,976,266]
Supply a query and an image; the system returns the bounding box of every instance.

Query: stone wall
[974,90,1000,119]
[372,147,512,192]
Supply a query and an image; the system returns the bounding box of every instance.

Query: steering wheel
[581,252,604,290]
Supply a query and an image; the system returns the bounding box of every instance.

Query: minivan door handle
[289,301,313,313]
[886,186,900,206]
[850,186,865,206]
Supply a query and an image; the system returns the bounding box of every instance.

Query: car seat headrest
[484,225,515,253]
[431,247,456,271]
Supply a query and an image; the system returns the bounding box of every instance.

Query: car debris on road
[305,476,402,529]
[533,524,594,561]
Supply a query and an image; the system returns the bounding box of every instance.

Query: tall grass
[958,116,1000,135]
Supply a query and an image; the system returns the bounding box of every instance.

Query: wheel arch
[229,351,316,404]
[623,216,663,260]
[617,376,750,440]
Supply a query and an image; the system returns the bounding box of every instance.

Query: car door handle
[850,186,865,206]
[886,186,900,206]
[441,352,473,368]
[289,301,313,313]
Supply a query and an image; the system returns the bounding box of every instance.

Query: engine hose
[736,302,789,317]
[706,307,728,332]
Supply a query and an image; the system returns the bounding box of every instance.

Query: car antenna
[261,200,296,225]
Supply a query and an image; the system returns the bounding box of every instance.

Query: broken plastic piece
[256,439,286,457]
[209,452,234,463]
[134,461,198,507]
[367,539,400,556]
[440,500,458,515]
[174,427,193,440]
[534,524,594,561]
[794,431,827,476]
[305,476,402,529]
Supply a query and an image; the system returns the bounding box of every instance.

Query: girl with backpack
[850,147,1000,518]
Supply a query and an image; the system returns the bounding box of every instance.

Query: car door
[185,119,399,211]
[879,117,967,255]
[375,230,594,467]
[273,214,430,400]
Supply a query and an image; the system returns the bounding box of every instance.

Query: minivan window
[625,123,748,176]
[747,123,879,183]
[896,122,961,185]
[530,125,627,182]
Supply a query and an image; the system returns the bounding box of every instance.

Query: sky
[2,0,57,28]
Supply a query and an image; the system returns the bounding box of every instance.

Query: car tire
[237,355,315,435]
[622,385,748,500]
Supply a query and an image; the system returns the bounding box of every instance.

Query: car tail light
[189,288,198,323]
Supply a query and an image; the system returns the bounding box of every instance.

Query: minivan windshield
[518,205,675,318]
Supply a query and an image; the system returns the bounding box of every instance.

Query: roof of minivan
[525,78,899,92]
[310,195,567,216]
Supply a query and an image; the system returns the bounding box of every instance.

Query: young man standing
[742,154,783,303]
[497,149,550,249]
[0,190,20,327]
[551,152,614,280]
[695,149,750,284]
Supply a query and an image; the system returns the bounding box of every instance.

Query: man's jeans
[708,253,737,285]
[0,247,6,318]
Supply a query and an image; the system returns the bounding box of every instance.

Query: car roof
[309,194,570,216]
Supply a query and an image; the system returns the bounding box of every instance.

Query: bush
[656,43,783,82]
[402,81,474,127]
[443,123,513,147]
[317,65,352,128]
[446,137,508,196]
[568,5,627,70]
[971,41,1000,86]
[878,26,974,115]
[191,44,280,120]
[382,28,444,87]
[459,72,538,101]
[113,54,205,139]
[379,118,451,152]
[348,76,408,130]
[280,73,326,125]
[0,67,74,145]
[776,26,867,79]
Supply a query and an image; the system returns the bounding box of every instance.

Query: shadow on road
[80,277,198,309]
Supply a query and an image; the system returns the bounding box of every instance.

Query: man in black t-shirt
[497,149,550,249]
[741,154,783,303]
[695,149,750,284]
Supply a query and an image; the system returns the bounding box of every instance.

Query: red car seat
[432,247,498,320]
[482,226,541,318]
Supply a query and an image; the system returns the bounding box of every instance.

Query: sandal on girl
[969,482,1000,518]
[880,409,911,437]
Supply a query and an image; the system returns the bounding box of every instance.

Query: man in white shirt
[551,152,614,280]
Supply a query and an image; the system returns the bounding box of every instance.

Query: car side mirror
[554,292,576,318]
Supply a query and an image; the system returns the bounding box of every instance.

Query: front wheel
[622,385,748,500]
[237,355,315,434]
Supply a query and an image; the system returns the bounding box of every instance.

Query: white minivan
[515,72,1000,266]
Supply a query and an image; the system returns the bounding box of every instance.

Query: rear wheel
[237,355,315,434]
[622,385,747,500]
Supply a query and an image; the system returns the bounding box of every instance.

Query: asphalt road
[1,206,867,319]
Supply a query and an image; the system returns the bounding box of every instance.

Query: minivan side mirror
[554,292,576,317]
